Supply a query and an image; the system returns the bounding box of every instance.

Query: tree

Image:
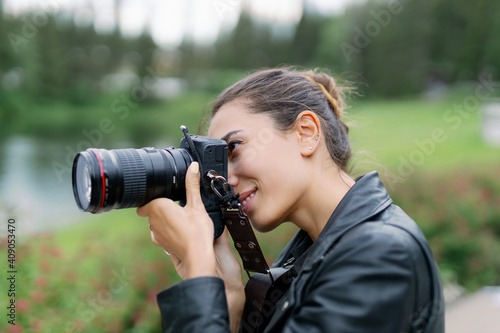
[291,10,325,66]
[214,11,275,70]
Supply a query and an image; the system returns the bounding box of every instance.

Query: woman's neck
[290,167,355,241]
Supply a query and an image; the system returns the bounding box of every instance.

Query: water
[0,136,83,235]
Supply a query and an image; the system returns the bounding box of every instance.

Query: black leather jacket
[156,172,445,332]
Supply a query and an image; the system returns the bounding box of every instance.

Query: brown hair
[211,68,352,172]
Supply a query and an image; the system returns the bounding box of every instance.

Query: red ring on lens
[90,149,106,212]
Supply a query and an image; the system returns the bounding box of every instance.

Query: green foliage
[290,11,327,66]
[430,0,500,80]
[2,0,500,124]
[391,166,500,290]
[319,0,500,95]
[214,12,276,69]
[0,210,176,332]
[0,11,157,107]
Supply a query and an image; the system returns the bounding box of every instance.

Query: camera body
[72,132,228,238]
[179,135,228,238]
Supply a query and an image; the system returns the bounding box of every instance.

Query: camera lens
[72,147,192,213]
[74,158,92,210]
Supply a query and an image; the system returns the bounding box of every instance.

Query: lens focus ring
[115,149,147,208]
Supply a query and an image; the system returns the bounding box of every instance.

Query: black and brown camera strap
[222,207,271,278]
[209,171,294,332]
[206,171,273,281]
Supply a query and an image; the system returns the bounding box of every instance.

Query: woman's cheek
[243,142,262,164]
[232,150,249,172]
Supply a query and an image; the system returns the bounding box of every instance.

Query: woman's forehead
[208,102,269,139]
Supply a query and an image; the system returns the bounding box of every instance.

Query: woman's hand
[214,229,246,332]
[137,162,245,331]
[136,162,217,279]
[166,223,244,333]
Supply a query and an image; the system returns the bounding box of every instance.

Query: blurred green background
[1,0,500,331]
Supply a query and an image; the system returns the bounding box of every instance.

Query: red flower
[39,260,51,273]
[30,320,42,332]
[9,324,23,333]
[34,276,47,288]
[17,299,30,313]
[52,247,63,258]
[30,291,45,304]
[64,271,77,283]
[147,290,157,304]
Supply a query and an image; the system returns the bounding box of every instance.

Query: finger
[215,227,230,247]
[171,252,181,264]
[137,198,160,217]
[214,229,236,261]
[215,245,234,263]
[137,202,151,217]
[185,162,204,208]
[137,198,177,218]
[150,230,159,246]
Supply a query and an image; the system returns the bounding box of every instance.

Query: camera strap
[180,126,205,176]
[222,207,272,281]
[207,171,274,284]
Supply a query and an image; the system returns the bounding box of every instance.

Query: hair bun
[304,72,342,119]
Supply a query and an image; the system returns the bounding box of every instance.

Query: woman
[137,68,445,333]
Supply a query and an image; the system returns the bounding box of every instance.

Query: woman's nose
[227,163,239,188]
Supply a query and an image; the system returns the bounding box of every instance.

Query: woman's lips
[239,190,257,213]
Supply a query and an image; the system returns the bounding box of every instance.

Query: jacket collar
[295,171,393,273]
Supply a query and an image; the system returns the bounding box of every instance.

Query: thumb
[185,162,203,208]
[215,227,230,247]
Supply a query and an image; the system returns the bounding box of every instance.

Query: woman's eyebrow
[221,130,243,142]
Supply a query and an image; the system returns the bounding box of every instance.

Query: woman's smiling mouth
[240,190,257,213]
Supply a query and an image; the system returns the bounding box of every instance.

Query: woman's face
[208,100,309,232]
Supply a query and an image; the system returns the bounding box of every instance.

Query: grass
[348,97,500,173]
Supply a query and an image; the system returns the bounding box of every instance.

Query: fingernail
[190,162,199,175]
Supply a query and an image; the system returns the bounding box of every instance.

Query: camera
[72,128,228,238]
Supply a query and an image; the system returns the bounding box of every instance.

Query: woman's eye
[228,140,242,153]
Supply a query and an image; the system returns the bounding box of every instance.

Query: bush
[0,211,177,332]
[390,165,500,290]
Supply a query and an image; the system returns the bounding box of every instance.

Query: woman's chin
[249,216,280,233]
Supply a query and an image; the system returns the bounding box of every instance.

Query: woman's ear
[295,111,321,157]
